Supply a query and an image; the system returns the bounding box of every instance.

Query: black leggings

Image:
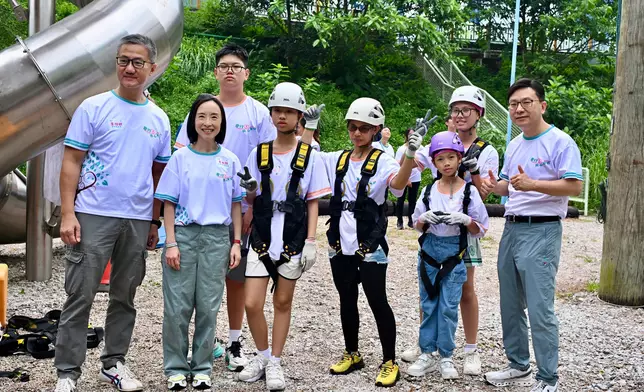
[330,255,396,362]
[396,181,421,223]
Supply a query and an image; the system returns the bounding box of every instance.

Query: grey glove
[414,109,439,137]
[405,132,423,158]
[303,103,325,130]
[445,212,472,226]
[236,167,258,193]
[419,210,445,225]
[461,157,479,173]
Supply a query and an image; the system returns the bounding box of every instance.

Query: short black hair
[118,34,157,63]
[187,94,227,145]
[507,78,546,102]
[215,43,249,67]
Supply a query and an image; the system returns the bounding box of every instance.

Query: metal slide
[0,0,184,244]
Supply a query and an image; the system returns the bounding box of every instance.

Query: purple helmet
[429,131,464,158]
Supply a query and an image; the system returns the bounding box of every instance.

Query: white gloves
[301,239,317,272]
[419,211,444,225]
[236,167,258,193]
[445,212,472,226]
[461,157,479,173]
[405,132,423,158]
[303,104,325,130]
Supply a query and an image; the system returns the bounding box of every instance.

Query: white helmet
[345,97,385,126]
[449,86,486,116]
[268,82,306,112]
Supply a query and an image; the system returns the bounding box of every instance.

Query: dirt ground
[0,217,642,391]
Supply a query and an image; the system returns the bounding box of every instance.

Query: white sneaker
[463,350,482,375]
[55,378,77,392]
[98,361,144,391]
[166,374,187,390]
[406,353,438,377]
[265,357,286,391]
[531,380,559,391]
[191,374,212,390]
[485,366,533,387]
[400,346,420,363]
[439,357,459,379]
[226,337,249,372]
[238,355,268,383]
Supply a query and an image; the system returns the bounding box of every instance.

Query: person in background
[394,128,422,230]
[372,126,394,157]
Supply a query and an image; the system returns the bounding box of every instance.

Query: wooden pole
[598,0,644,306]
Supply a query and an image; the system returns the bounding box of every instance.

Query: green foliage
[0,0,27,49]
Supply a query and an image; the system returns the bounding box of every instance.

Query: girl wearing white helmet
[301,97,425,387]
[235,82,331,391]
[406,85,499,376]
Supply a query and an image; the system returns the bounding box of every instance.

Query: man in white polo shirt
[55,34,171,392]
[482,79,583,392]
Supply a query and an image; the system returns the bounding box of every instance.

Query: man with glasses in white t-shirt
[482,79,583,392]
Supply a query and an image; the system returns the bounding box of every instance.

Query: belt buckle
[507,215,517,223]
[272,201,283,212]
[342,201,355,211]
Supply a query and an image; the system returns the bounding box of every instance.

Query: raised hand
[303,103,325,130]
[414,109,439,137]
[481,169,498,196]
[237,167,258,192]
[510,165,535,191]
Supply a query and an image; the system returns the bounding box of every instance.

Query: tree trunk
[599,0,644,306]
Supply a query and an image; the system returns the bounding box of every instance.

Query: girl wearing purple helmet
[406,131,489,380]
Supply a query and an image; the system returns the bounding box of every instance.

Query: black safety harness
[457,137,489,178]
[417,181,472,299]
[327,148,389,260]
[250,141,312,292]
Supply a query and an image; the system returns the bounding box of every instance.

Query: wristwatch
[151,219,162,228]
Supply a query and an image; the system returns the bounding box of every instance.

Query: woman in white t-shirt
[154,94,243,390]
[395,128,422,229]
[407,131,489,381]
[235,83,331,391]
[301,97,422,388]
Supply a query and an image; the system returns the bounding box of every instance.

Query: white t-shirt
[500,125,583,218]
[320,151,403,255]
[415,138,499,183]
[175,96,276,212]
[372,141,395,157]
[412,182,489,238]
[174,97,276,161]
[154,145,244,226]
[395,145,421,182]
[64,90,171,220]
[246,146,331,260]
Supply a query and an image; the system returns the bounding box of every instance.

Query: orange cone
[98,261,111,293]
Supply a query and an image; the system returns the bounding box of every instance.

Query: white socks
[258,348,271,359]
[228,329,242,347]
[464,343,477,353]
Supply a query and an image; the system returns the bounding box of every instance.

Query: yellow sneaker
[329,350,365,375]
[375,360,400,387]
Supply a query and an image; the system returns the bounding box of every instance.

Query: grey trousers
[497,220,562,385]
[162,224,230,377]
[54,212,149,380]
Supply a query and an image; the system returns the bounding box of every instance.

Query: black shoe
[407,220,414,229]
[396,221,403,230]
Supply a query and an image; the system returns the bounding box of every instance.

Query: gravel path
[0,217,642,391]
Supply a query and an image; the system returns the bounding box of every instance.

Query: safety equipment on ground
[237,167,258,193]
[345,98,385,126]
[303,104,325,130]
[429,131,465,158]
[250,141,313,292]
[418,182,473,299]
[449,86,486,116]
[0,368,29,382]
[268,82,307,112]
[327,148,389,260]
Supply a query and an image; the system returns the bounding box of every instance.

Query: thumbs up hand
[510,165,535,191]
[481,169,497,197]
[237,167,258,192]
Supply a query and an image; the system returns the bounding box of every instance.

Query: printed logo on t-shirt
[78,151,110,194]
[353,176,377,195]
[235,124,257,134]
[530,157,551,167]
[175,204,194,225]
[143,125,162,139]
[109,120,123,129]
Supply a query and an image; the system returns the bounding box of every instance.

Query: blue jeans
[417,234,467,358]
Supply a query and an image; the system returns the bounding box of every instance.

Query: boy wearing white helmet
[404,85,499,376]
[235,82,331,391]
[301,98,428,387]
